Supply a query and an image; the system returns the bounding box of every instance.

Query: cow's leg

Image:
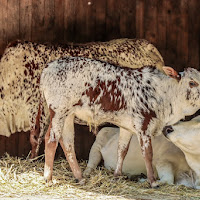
[44,108,58,183]
[114,128,132,176]
[155,162,174,184]
[139,134,158,188]
[59,115,84,184]
[29,104,42,159]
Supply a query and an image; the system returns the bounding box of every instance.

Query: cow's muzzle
[163,125,174,137]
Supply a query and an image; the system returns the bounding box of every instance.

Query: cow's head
[163,117,200,153]
[163,67,200,109]
[163,116,200,189]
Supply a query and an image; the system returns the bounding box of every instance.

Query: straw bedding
[0,153,199,200]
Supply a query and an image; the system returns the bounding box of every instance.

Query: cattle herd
[0,38,200,189]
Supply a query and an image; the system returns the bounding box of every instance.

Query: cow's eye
[189,80,199,88]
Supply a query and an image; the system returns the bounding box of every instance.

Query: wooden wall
[0,0,199,159]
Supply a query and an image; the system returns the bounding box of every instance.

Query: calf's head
[163,67,200,110]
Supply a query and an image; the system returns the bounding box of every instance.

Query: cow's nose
[163,125,174,137]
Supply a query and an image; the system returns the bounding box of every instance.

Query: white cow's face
[163,116,200,154]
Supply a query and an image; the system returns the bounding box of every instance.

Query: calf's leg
[44,108,58,183]
[140,135,158,188]
[114,128,132,176]
[60,115,84,184]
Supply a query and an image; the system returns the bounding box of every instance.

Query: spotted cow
[39,57,200,187]
[0,38,164,158]
[84,127,195,188]
[163,115,200,189]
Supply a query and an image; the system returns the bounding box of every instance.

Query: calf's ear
[163,66,179,79]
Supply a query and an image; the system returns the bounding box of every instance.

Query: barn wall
[0,0,199,159]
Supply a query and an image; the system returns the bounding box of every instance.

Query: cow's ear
[163,66,179,79]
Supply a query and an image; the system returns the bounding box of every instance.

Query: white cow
[84,127,194,188]
[163,115,200,189]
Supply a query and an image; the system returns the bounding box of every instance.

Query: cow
[83,127,195,188]
[163,115,200,189]
[39,56,200,188]
[0,38,164,158]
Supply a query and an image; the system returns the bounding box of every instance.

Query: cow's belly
[101,133,146,176]
[74,107,117,128]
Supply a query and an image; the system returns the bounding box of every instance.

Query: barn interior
[0,0,199,199]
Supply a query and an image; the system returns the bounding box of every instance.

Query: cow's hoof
[83,167,93,177]
[75,178,86,185]
[45,180,53,187]
[151,181,159,188]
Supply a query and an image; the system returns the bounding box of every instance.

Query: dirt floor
[0,154,199,200]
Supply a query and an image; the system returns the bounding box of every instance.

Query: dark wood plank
[7,0,20,43]
[95,0,106,41]
[136,0,145,38]
[119,0,136,38]
[0,0,8,56]
[44,0,55,42]
[165,0,179,68]
[144,0,158,44]
[31,0,45,42]
[0,136,6,157]
[19,0,32,41]
[106,0,120,40]
[18,132,29,157]
[176,0,189,69]
[85,0,96,41]
[157,0,167,61]
[64,0,77,42]
[54,0,64,43]
[188,0,200,68]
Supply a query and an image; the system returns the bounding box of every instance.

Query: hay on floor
[0,153,199,200]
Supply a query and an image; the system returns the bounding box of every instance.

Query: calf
[0,38,164,158]
[84,127,194,188]
[163,115,200,189]
[40,57,200,187]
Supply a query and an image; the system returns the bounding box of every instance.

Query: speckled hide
[0,38,164,138]
[41,57,200,187]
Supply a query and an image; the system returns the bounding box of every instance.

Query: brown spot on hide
[85,79,126,112]
[141,109,156,132]
[186,89,191,100]
[25,61,39,79]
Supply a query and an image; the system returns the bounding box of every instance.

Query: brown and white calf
[84,127,194,188]
[0,38,164,158]
[40,56,200,187]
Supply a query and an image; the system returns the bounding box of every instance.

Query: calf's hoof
[114,170,122,177]
[83,167,93,177]
[151,181,159,188]
[45,180,53,187]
